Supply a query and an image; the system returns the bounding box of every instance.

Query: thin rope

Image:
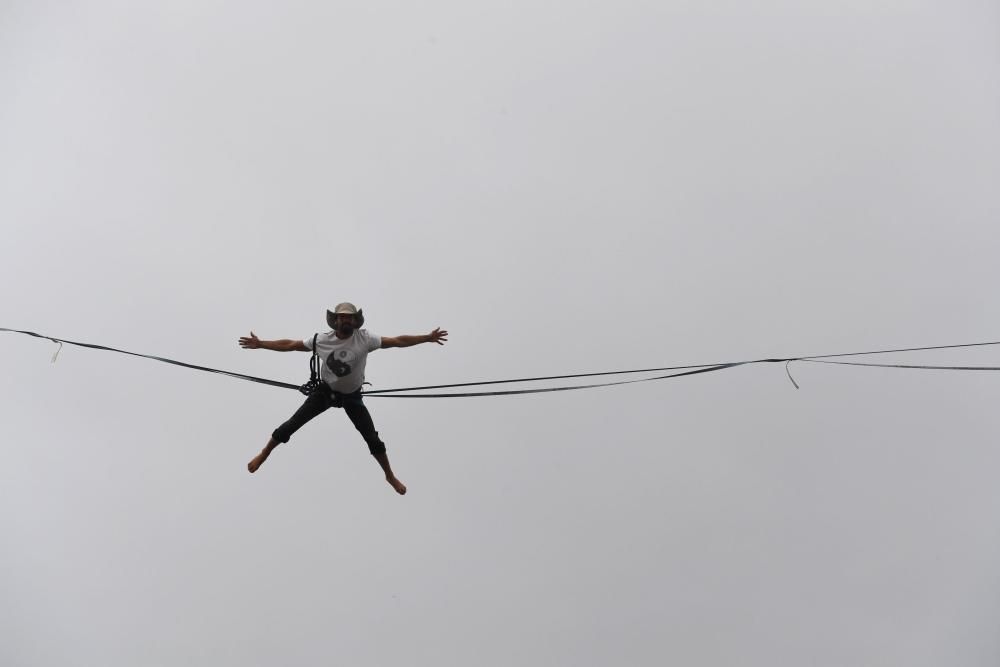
[785,360,799,389]
[801,359,1000,371]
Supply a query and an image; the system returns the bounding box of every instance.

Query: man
[239,302,447,495]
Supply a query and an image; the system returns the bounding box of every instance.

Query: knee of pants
[271,427,292,444]
[366,434,386,457]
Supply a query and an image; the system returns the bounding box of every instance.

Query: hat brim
[326,309,364,329]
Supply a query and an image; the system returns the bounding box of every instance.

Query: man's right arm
[238,332,309,351]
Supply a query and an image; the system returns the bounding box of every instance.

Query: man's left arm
[381,327,448,349]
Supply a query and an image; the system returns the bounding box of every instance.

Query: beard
[336,322,355,336]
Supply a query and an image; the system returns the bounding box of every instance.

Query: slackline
[3,327,1000,398]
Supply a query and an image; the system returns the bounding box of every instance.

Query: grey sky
[2,1,999,665]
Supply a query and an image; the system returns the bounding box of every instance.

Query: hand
[428,327,448,345]
[239,331,261,349]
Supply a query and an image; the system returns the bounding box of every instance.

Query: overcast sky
[2,1,1000,665]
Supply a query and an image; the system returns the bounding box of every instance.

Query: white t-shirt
[303,329,382,394]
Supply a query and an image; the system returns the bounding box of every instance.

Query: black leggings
[272,388,386,456]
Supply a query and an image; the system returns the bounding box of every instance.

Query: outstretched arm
[238,332,309,351]
[381,327,448,349]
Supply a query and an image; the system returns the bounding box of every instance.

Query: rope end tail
[50,340,63,363]
[785,360,799,389]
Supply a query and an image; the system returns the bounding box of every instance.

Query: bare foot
[248,450,270,473]
[387,476,407,495]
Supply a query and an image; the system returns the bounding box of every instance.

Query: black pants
[272,388,386,456]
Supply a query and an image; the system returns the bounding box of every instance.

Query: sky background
[2,1,1000,665]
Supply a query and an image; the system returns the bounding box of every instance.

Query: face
[334,313,356,335]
